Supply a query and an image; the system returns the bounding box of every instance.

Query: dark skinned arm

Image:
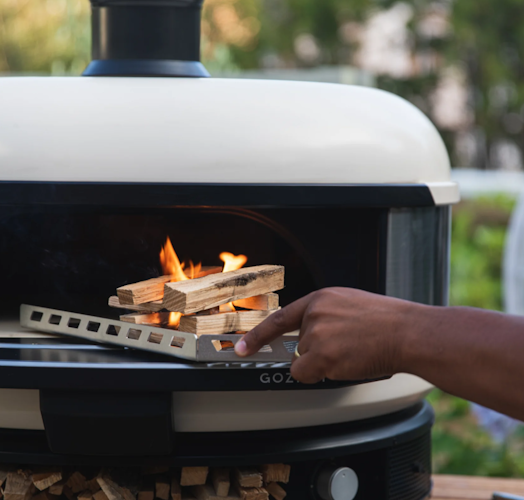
[234,287,524,421]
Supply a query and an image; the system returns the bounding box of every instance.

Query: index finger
[235,293,314,357]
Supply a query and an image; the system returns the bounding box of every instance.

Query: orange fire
[219,252,248,312]
[159,239,248,328]
[168,312,183,329]
[220,252,248,273]
[160,237,202,281]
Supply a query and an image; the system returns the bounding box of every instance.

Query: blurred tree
[0,0,90,74]
[446,0,524,170]
[201,0,524,171]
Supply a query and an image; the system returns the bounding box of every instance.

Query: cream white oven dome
[0,76,458,205]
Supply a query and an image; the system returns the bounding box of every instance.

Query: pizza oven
[0,1,459,499]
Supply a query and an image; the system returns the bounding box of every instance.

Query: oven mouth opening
[0,206,384,345]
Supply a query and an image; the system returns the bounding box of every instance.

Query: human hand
[234,287,424,384]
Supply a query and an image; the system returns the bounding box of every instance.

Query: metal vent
[387,431,431,500]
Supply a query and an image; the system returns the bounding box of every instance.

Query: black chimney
[83,0,209,77]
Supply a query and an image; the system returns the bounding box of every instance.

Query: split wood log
[32,491,56,500]
[137,483,153,500]
[264,483,286,500]
[32,471,62,492]
[191,485,239,500]
[194,267,224,279]
[211,469,230,497]
[0,470,8,488]
[259,466,290,484]
[31,490,56,500]
[137,490,153,500]
[232,294,279,311]
[4,471,35,500]
[180,468,209,487]
[63,485,75,500]
[85,479,101,495]
[117,267,222,306]
[180,310,275,336]
[93,490,109,500]
[119,312,171,326]
[120,488,135,500]
[78,491,93,500]
[211,339,224,351]
[109,296,165,313]
[49,481,65,496]
[67,472,87,494]
[170,477,181,500]
[117,276,175,306]
[96,477,131,500]
[154,478,170,500]
[234,470,262,489]
[235,487,267,500]
[164,266,285,314]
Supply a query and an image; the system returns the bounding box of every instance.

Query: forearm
[403,304,524,420]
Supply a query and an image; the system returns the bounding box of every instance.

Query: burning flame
[159,240,248,326]
[220,252,248,273]
[160,237,202,281]
[168,312,183,329]
[219,252,248,312]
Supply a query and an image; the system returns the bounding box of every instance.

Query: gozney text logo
[260,372,296,384]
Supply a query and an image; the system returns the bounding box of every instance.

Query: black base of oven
[0,401,433,500]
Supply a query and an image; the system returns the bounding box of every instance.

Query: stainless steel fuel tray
[20,304,298,362]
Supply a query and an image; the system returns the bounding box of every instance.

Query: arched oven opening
[0,206,385,323]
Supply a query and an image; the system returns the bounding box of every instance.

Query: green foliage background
[432,195,524,477]
[1,0,524,478]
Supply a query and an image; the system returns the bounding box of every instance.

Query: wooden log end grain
[32,471,63,492]
[180,468,209,487]
[211,469,230,498]
[264,483,286,500]
[259,465,290,484]
[4,471,35,500]
[234,469,262,489]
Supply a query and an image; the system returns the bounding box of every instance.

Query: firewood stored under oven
[0,466,290,500]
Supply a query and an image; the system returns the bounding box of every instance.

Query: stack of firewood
[109,266,284,336]
[0,465,290,500]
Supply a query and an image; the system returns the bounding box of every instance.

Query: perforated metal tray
[20,304,298,362]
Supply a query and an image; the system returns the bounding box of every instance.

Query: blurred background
[2,0,524,478]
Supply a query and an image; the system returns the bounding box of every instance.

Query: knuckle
[304,302,322,321]
[270,308,288,330]
[307,325,324,342]
[304,289,334,319]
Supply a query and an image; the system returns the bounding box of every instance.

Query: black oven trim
[0,182,435,207]
[0,340,384,391]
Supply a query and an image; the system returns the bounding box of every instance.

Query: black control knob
[316,466,359,500]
